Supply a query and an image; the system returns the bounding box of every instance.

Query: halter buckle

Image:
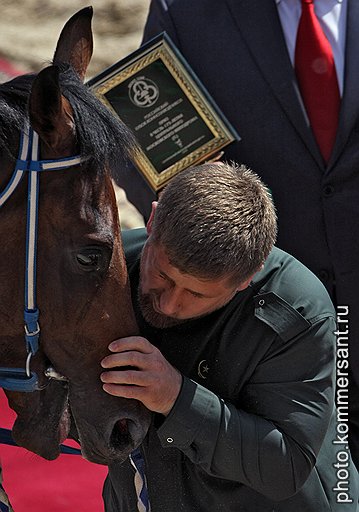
[24,320,40,358]
[24,322,40,337]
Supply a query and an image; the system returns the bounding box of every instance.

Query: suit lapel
[224,0,324,168]
[328,0,359,170]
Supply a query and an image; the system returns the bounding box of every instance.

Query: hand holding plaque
[87,33,239,192]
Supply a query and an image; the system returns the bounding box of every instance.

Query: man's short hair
[150,162,277,285]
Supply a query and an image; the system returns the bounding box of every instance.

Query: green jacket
[103,228,359,511]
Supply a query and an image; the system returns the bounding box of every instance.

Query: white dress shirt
[276,0,347,94]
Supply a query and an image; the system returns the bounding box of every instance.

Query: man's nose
[158,287,182,316]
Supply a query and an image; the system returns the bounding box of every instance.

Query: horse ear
[53,6,93,82]
[29,66,74,150]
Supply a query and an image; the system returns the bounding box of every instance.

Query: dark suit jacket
[116,0,359,465]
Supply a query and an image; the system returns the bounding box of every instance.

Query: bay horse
[0,7,151,465]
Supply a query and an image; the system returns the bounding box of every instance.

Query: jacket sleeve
[156,315,336,502]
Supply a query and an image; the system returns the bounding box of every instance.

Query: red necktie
[295,0,340,163]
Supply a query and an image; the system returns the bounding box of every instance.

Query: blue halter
[0,125,81,392]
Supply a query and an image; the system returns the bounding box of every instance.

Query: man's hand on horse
[100,337,183,416]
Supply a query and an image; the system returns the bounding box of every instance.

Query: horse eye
[76,250,103,271]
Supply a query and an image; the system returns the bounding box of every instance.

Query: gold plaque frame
[87,33,239,192]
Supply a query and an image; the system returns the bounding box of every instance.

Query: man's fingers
[101,350,147,369]
[100,335,182,414]
[100,369,148,386]
[102,383,147,401]
[108,336,152,353]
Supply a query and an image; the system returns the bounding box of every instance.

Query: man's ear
[146,201,158,235]
[236,275,254,292]
[236,263,264,291]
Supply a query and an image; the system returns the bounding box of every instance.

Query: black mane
[0,64,137,175]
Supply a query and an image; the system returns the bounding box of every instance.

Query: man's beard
[137,289,187,329]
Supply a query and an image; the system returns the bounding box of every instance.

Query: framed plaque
[87,33,240,192]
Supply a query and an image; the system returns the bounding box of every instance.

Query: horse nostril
[118,419,128,432]
[110,419,132,449]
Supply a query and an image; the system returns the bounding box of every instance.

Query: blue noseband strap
[0,427,81,455]
[0,369,38,393]
[0,126,81,392]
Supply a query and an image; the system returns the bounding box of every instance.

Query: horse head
[0,7,151,464]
